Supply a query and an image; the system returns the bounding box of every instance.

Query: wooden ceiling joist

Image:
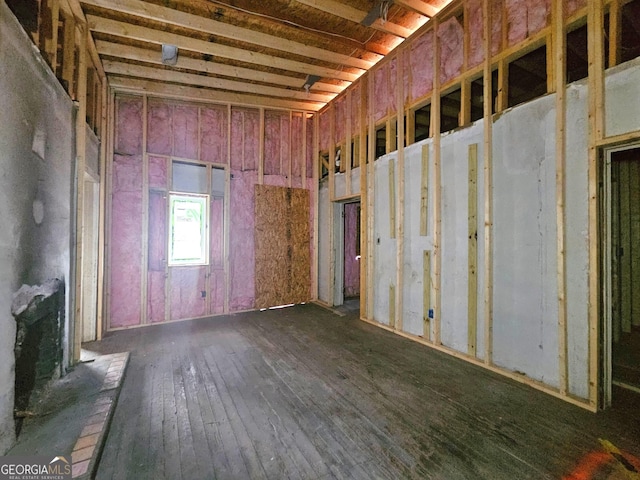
[80,0,380,70]
[96,41,346,93]
[103,60,336,103]
[108,76,323,111]
[294,0,413,38]
[394,0,439,18]
[87,15,361,82]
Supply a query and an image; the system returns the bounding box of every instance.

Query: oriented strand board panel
[254,184,311,308]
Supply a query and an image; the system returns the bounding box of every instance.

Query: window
[168,193,209,266]
[566,24,588,83]
[414,103,431,142]
[441,87,461,133]
[620,0,640,64]
[375,125,386,159]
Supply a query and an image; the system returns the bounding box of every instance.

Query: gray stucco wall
[0,2,74,453]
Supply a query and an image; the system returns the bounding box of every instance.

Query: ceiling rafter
[80,0,380,70]
[394,0,439,17]
[87,15,361,82]
[96,40,346,93]
[103,60,336,102]
[108,76,323,111]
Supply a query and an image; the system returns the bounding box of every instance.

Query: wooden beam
[396,49,406,332]
[553,0,568,396]
[482,0,493,365]
[294,0,412,38]
[395,0,439,17]
[420,145,429,236]
[81,0,377,70]
[468,144,478,357]
[96,80,109,341]
[359,77,369,318]
[87,15,359,82]
[258,108,265,184]
[73,24,88,363]
[103,61,334,103]
[61,11,76,97]
[587,0,605,409]
[107,76,323,112]
[312,113,320,301]
[431,19,442,345]
[96,42,346,94]
[141,95,149,325]
[345,91,352,195]
[389,284,396,329]
[46,0,60,72]
[389,159,396,239]
[423,250,431,340]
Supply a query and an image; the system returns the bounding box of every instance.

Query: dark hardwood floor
[86,304,640,480]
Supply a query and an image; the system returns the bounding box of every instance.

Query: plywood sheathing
[254,185,311,309]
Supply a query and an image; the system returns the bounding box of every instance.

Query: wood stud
[468,144,478,357]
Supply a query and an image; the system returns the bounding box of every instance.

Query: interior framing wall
[315,0,640,410]
[105,93,316,330]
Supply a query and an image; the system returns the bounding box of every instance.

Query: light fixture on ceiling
[361,0,391,27]
[162,44,179,66]
[302,74,321,93]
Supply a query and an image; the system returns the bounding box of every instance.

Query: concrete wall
[0,2,74,453]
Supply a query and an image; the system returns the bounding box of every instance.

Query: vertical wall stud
[258,107,265,184]
[396,48,406,332]
[432,19,442,346]
[468,143,478,357]
[389,160,396,239]
[141,95,149,325]
[423,250,431,341]
[420,145,430,236]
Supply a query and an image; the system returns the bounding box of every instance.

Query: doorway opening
[333,200,361,314]
[603,144,640,406]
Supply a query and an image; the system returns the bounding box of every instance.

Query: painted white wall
[605,56,640,138]
[0,3,74,453]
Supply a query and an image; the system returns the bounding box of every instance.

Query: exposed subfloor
[86,304,640,480]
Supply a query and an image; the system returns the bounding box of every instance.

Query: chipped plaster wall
[0,2,74,453]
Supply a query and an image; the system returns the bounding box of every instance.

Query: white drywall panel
[605,57,640,138]
[0,3,74,453]
[350,167,361,197]
[334,172,347,198]
[402,141,434,337]
[565,80,590,400]
[440,125,485,355]
[373,155,397,325]
[318,182,331,304]
[492,94,560,387]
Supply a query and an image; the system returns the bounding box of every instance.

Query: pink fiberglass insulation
[410,32,434,102]
[319,110,330,151]
[173,104,199,160]
[439,16,464,85]
[263,175,288,188]
[229,169,257,311]
[170,267,207,320]
[468,0,485,68]
[147,272,165,323]
[351,84,361,133]
[566,0,586,17]
[334,96,346,142]
[291,113,303,184]
[402,50,411,105]
[492,0,503,55]
[200,105,228,164]
[147,191,166,323]
[109,154,143,328]
[147,101,172,156]
[389,57,397,115]
[243,108,260,171]
[148,191,166,272]
[264,111,282,176]
[374,64,389,122]
[344,202,360,297]
[306,116,314,178]
[210,197,224,268]
[210,269,225,314]
[506,0,550,46]
[281,114,291,177]
[148,156,168,189]
[115,97,143,155]
[230,108,244,171]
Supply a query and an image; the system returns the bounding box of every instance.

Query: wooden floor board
[91,304,640,480]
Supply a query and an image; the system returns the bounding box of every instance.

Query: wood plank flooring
[87,304,640,479]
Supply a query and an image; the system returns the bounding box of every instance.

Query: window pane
[169,194,208,265]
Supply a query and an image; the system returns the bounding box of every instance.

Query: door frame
[332,197,361,307]
[601,141,640,407]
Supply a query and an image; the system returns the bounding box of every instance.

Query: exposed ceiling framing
[80,0,449,111]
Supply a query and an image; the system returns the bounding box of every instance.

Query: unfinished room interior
[2,0,640,477]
